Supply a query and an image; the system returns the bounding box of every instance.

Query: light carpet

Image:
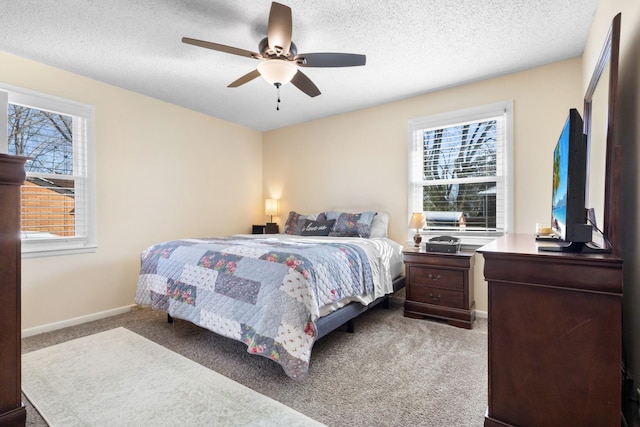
[22,327,324,427]
[23,296,488,426]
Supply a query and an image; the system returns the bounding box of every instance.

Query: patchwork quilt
[135,235,385,380]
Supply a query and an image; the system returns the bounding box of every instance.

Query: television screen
[551,121,570,240]
[540,109,592,252]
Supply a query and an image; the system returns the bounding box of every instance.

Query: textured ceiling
[0,1,598,131]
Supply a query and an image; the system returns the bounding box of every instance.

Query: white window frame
[1,83,96,258]
[408,101,514,247]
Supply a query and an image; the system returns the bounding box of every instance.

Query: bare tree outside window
[408,102,512,242]
[8,105,73,174]
[0,86,94,256]
[7,104,76,238]
[421,120,500,230]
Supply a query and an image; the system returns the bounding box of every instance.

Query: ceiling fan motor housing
[259,37,298,59]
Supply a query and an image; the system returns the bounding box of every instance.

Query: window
[0,84,96,257]
[408,101,513,246]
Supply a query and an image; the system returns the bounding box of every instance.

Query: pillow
[330,211,376,238]
[283,211,316,235]
[369,212,389,238]
[300,219,335,236]
[316,211,342,222]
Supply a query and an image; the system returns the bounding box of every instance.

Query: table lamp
[265,199,279,234]
[409,212,425,247]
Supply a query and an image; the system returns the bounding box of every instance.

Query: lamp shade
[409,212,425,229]
[265,199,279,217]
[257,59,298,85]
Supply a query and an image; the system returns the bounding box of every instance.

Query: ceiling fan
[182,1,366,106]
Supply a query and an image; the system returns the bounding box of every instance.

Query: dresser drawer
[410,285,464,309]
[407,265,464,290]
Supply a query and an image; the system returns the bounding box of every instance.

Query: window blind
[2,83,96,256]
[408,101,513,244]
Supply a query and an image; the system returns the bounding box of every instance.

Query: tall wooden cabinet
[479,234,623,427]
[0,154,27,427]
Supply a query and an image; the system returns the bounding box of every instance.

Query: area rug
[22,327,324,426]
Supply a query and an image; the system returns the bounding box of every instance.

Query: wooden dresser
[403,248,475,329]
[0,154,27,427]
[479,233,623,427]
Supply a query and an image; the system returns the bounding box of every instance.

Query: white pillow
[369,212,389,238]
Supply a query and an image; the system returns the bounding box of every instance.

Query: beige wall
[263,58,584,313]
[583,0,640,408]
[4,25,593,328]
[0,51,263,330]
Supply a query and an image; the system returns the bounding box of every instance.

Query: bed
[134,211,404,380]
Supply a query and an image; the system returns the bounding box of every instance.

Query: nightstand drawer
[408,265,464,290]
[410,285,464,309]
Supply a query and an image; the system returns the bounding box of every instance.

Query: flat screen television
[539,108,593,252]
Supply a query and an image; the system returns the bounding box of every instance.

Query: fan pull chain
[275,83,281,111]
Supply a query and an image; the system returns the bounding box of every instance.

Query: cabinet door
[488,281,621,427]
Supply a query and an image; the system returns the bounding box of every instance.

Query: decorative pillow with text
[283,211,316,235]
[300,219,335,236]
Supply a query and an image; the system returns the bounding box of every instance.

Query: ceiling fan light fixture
[182,2,364,98]
[257,59,297,86]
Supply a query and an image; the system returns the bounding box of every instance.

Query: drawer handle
[428,273,442,281]
[429,292,442,301]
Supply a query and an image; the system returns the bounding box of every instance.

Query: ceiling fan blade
[182,37,260,59]
[295,53,366,67]
[291,70,321,97]
[267,2,292,55]
[228,69,261,88]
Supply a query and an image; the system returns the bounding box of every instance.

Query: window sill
[407,231,504,251]
[21,244,97,258]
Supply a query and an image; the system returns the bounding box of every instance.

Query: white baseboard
[22,305,137,338]
[21,304,488,337]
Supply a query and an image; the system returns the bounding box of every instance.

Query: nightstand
[402,248,475,329]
